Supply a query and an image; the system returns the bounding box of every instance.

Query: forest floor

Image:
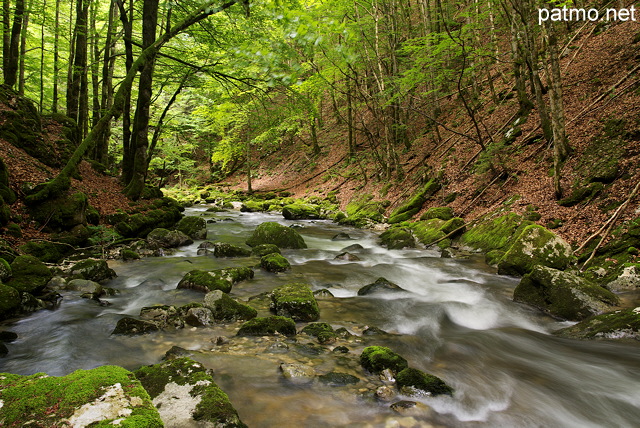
[221,19,640,248]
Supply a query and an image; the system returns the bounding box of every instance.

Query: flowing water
[1,207,639,427]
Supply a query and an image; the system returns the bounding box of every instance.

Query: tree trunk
[67,0,89,129]
[2,0,10,75]
[4,0,24,88]
[52,0,60,112]
[39,0,46,111]
[17,0,28,95]
[117,0,134,184]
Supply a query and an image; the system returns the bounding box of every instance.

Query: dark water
[1,207,639,427]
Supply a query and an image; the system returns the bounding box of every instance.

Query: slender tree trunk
[39,0,46,111]
[117,0,134,184]
[2,0,10,75]
[94,0,117,164]
[4,0,24,88]
[17,0,29,95]
[52,0,60,112]
[68,0,89,130]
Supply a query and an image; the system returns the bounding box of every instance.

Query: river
[1,206,639,427]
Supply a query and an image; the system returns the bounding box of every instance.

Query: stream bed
[1,206,639,427]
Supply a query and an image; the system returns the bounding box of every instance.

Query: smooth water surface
[1,207,639,427]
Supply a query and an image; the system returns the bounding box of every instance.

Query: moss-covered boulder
[0,257,11,282]
[379,227,416,250]
[115,206,183,238]
[121,248,141,261]
[301,322,337,344]
[0,157,16,205]
[6,255,52,293]
[0,365,162,427]
[0,284,20,317]
[498,225,573,276]
[146,228,193,249]
[112,317,160,335]
[68,259,116,283]
[177,267,254,293]
[0,195,10,227]
[270,282,320,321]
[204,290,257,322]
[175,216,207,240]
[282,203,321,220]
[17,240,73,264]
[251,243,281,257]
[396,367,453,397]
[554,307,640,340]
[260,253,291,272]
[134,357,246,427]
[27,192,89,232]
[240,200,266,212]
[514,266,619,320]
[339,194,388,228]
[64,279,103,299]
[421,206,454,221]
[606,264,640,291]
[211,242,251,257]
[388,179,441,224]
[0,239,18,263]
[558,182,605,207]
[360,346,408,375]
[246,221,307,249]
[237,316,297,336]
[357,277,405,295]
[459,213,529,253]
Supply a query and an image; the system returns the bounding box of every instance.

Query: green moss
[388,179,440,224]
[379,227,416,249]
[115,207,183,238]
[251,244,281,257]
[408,219,445,246]
[246,221,307,249]
[240,200,267,212]
[177,267,254,293]
[459,213,529,252]
[555,307,640,340]
[440,217,465,235]
[211,242,251,257]
[121,249,141,261]
[0,365,162,427]
[175,216,207,239]
[302,322,337,344]
[421,206,454,221]
[558,182,604,207]
[270,282,320,321]
[18,240,72,263]
[237,316,297,336]
[360,346,408,375]
[282,203,321,220]
[340,194,388,227]
[0,284,20,315]
[68,259,116,283]
[260,253,291,272]
[6,255,52,293]
[204,291,257,322]
[0,257,11,282]
[396,367,453,397]
[485,250,505,266]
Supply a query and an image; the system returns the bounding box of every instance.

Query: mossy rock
[146,228,193,249]
[357,277,405,295]
[203,290,257,322]
[0,157,17,205]
[0,239,18,263]
[260,253,291,272]
[121,249,141,261]
[251,244,281,257]
[237,316,297,336]
[6,223,21,238]
[459,213,529,252]
[318,372,360,386]
[558,182,604,207]
[554,307,640,340]
[360,346,408,375]
[378,227,416,250]
[175,216,207,240]
[134,357,246,427]
[68,259,117,283]
[270,282,320,322]
[112,317,160,335]
[27,192,89,232]
[0,197,10,227]
[211,242,251,257]
[0,365,162,427]
[240,200,267,212]
[0,257,11,282]
[0,284,20,317]
[340,194,388,227]
[52,224,92,247]
[282,203,321,220]
[514,266,619,321]
[246,221,307,249]
[421,206,454,221]
[17,240,72,264]
[86,204,100,225]
[498,225,574,276]
[485,250,505,266]
[301,322,337,344]
[396,367,453,397]
[177,267,254,293]
[115,207,183,238]
[388,180,441,224]
[408,218,461,248]
[6,255,52,293]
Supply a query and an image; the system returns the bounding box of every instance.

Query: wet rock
[251,243,281,257]
[260,253,291,273]
[341,243,364,252]
[396,367,453,397]
[357,277,405,296]
[390,400,432,416]
[0,284,20,318]
[204,290,257,322]
[177,267,254,293]
[554,307,640,340]
[237,316,297,337]
[360,346,408,375]
[332,232,352,241]
[270,282,320,321]
[314,288,334,297]
[514,266,619,321]
[363,326,388,336]
[301,322,337,344]
[334,252,361,261]
[211,242,251,258]
[120,248,141,261]
[0,331,18,342]
[184,307,213,327]
[146,228,193,249]
[606,264,640,291]
[0,342,7,357]
[163,346,192,360]
[68,259,116,283]
[335,327,353,339]
[498,225,573,276]
[6,255,52,293]
[282,203,321,220]
[65,279,103,298]
[134,357,246,427]
[265,341,289,354]
[112,317,160,335]
[140,304,182,328]
[318,372,360,387]
[175,216,207,240]
[379,227,416,250]
[0,365,162,427]
[280,363,316,384]
[246,221,307,249]
[333,346,349,354]
[376,385,396,401]
[0,257,11,281]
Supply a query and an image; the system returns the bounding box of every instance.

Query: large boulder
[498,225,573,276]
[237,316,297,336]
[555,307,640,340]
[211,242,251,258]
[18,240,74,264]
[6,255,52,293]
[177,267,254,293]
[0,366,162,427]
[133,358,246,427]
[251,243,281,257]
[270,282,319,321]
[282,203,320,220]
[114,199,183,238]
[203,290,257,322]
[378,228,416,250]
[360,346,408,375]
[260,253,291,273]
[68,259,116,283]
[175,216,207,240]
[246,222,307,249]
[146,228,193,249]
[27,192,89,232]
[514,266,619,320]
